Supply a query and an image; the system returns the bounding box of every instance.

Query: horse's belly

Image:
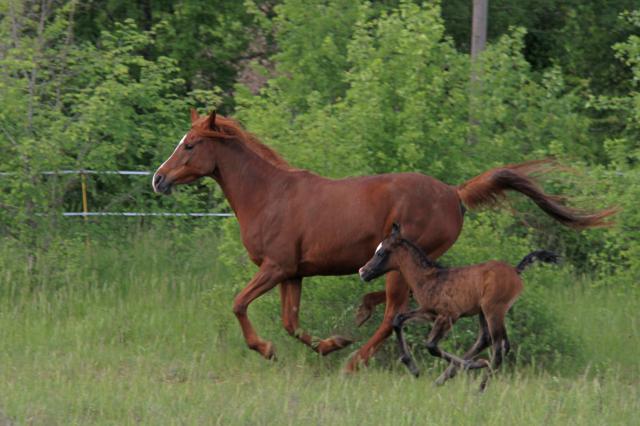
[297,239,375,276]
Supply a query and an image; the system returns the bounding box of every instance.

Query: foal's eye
[184,143,194,151]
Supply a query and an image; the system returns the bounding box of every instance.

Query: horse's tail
[515,250,559,274]
[456,160,617,229]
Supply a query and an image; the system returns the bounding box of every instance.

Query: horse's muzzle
[152,173,172,195]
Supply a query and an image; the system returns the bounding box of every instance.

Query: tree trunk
[468,0,488,145]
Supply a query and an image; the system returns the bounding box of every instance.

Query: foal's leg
[392,310,424,377]
[232,260,288,359]
[479,310,510,392]
[436,313,491,385]
[424,315,469,368]
[355,290,386,327]
[345,271,410,372]
[280,278,353,355]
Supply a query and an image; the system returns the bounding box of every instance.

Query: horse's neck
[213,141,287,222]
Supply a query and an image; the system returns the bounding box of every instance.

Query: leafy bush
[0,14,222,243]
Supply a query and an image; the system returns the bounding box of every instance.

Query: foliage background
[0,1,639,410]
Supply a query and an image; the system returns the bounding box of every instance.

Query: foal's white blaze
[152,133,188,192]
[375,242,383,253]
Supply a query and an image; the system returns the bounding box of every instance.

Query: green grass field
[0,230,637,425]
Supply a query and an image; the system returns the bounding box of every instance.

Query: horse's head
[152,109,219,195]
[359,223,403,282]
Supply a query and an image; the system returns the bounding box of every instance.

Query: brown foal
[359,223,558,390]
[153,110,610,372]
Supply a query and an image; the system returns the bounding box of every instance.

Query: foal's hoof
[435,364,458,385]
[355,304,373,327]
[464,358,490,370]
[435,371,451,386]
[408,365,420,378]
[316,335,355,356]
[399,355,420,378]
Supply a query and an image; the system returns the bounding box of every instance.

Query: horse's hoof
[355,304,373,327]
[344,363,358,374]
[333,335,355,347]
[317,335,354,356]
[344,353,366,374]
[261,341,276,360]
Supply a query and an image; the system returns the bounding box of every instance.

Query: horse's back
[274,172,464,276]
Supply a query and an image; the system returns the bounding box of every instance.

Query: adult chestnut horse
[152,110,613,371]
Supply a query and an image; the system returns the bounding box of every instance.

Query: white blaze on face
[375,242,383,254]
[152,133,188,192]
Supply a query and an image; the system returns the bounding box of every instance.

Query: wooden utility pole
[468,0,488,145]
[471,0,488,60]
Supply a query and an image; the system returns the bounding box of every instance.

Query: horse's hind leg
[345,271,410,372]
[280,279,353,355]
[479,310,510,391]
[392,310,424,377]
[436,313,491,385]
[355,290,386,327]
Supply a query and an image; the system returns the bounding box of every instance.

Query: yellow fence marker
[80,172,88,223]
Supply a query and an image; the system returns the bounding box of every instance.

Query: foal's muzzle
[359,266,375,282]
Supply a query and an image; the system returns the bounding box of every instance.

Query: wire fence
[0,170,234,218]
[0,170,152,176]
[62,212,233,217]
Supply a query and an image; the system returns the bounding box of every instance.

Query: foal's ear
[391,222,401,236]
[190,108,199,124]
[208,110,218,131]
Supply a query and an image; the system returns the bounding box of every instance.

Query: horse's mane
[400,238,445,270]
[191,115,292,170]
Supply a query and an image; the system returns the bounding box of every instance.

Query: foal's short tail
[515,250,559,274]
[456,160,617,229]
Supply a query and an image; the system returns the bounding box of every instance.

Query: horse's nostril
[154,174,163,185]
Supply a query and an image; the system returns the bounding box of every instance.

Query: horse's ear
[208,110,218,130]
[190,108,199,124]
[391,222,401,236]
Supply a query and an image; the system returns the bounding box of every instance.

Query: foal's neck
[395,241,443,289]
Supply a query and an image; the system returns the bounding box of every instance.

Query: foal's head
[359,223,405,282]
[152,109,220,195]
[359,223,442,282]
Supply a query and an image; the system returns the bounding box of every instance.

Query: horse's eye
[184,143,194,151]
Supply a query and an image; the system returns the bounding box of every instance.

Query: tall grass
[0,229,637,425]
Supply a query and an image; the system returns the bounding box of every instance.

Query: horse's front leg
[232,260,288,359]
[280,278,353,355]
[346,271,410,372]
